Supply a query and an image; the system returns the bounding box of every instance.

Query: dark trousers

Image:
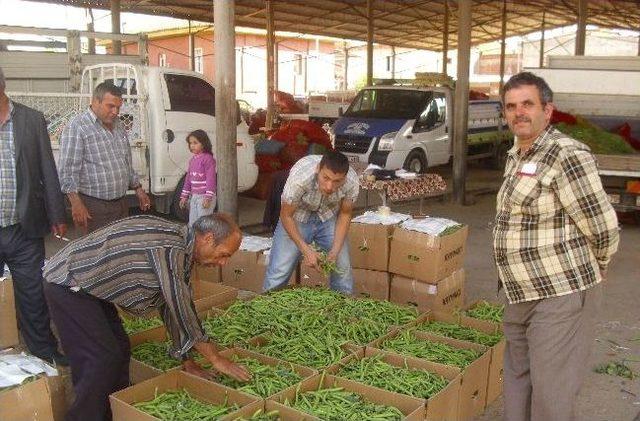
[0,224,58,358]
[44,283,130,421]
[80,194,128,233]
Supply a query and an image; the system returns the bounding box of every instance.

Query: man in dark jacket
[0,66,68,365]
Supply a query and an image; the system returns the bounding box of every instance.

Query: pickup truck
[8,63,258,218]
[330,81,512,172]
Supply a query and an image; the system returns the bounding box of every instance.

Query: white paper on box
[352,211,411,225]
[239,235,272,252]
[0,353,58,388]
[401,217,461,236]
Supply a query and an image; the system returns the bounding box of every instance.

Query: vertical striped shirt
[281,155,360,223]
[0,101,18,227]
[58,108,140,200]
[43,215,205,358]
[493,126,619,304]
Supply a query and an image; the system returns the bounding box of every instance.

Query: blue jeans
[263,214,354,294]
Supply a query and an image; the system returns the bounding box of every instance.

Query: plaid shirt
[58,108,140,200]
[281,155,359,223]
[493,125,619,304]
[44,215,205,358]
[0,101,18,227]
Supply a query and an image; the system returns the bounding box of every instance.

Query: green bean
[464,301,504,323]
[381,330,481,368]
[311,242,345,278]
[336,354,449,399]
[287,385,404,420]
[438,224,464,237]
[131,341,181,371]
[417,320,503,347]
[133,389,239,420]
[120,315,163,335]
[232,409,280,420]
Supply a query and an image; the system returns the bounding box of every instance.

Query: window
[164,74,215,116]
[293,54,303,76]
[194,48,204,74]
[158,53,167,67]
[344,89,430,120]
[415,92,446,132]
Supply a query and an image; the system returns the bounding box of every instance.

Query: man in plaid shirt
[493,72,619,420]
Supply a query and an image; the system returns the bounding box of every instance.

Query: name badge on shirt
[518,162,537,176]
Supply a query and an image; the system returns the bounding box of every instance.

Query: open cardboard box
[0,376,56,421]
[462,301,506,406]
[299,267,390,301]
[110,370,260,421]
[349,222,395,272]
[191,279,238,313]
[229,400,317,420]
[191,262,221,283]
[212,347,317,399]
[0,276,19,348]
[369,327,491,420]
[390,269,465,313]
[389,225,468,284]
[325,347,462,421]
[221,250,298,293]
[128,326,181,384]
[268,373,425,420]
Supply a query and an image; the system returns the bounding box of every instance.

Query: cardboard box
[326,347,462,421]
[229,400,317,421]
[221,250,297,293]
[299,264,327,288]
[110,370,260,421]
[269,373,425,420]
[216,347,317,399]
[0,376,56,421]
[353,269,390,300]
[46,374,68,421]
[390,269,465,313]
[128,326,181,384]
[389,225,468,283]
[191,263,221,283]
[191,279,238,313]
[349,223,395,272]
[369,328,491,420]
[0,276,19,348]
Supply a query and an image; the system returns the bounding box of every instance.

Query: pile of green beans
[336,354,449,399]
[212,357,303,398]
[381,330,481,368]
[464,301,504,323]
[133,389,238,420]
[121,316,163,335]
[131,341,181,371]
[417,321,504,347]
[251,330,347,369]
[287,386,404,420]
[232,409,280,420]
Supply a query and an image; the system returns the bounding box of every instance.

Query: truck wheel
[403,150,427,174]
[490,142,510,170]
[170,174,188,222]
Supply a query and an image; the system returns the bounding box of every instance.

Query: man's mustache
[514,117,531,123]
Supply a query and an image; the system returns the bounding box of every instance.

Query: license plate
[347,155,359,163]
[607,194,620,205]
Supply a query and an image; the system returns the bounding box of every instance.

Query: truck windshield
[344,89,431,119]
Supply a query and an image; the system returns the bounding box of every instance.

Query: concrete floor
[43,165,640,421]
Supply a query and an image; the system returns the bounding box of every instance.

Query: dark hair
[501,71,553,105]
[92,82,123,101]
[186,129,213,154]
[319,151,350,175]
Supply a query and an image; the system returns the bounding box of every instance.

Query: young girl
[179,129,217,227]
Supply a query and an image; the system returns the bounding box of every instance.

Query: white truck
[528,56,640,212]
[331,80,512,172]
[8,63,259,218]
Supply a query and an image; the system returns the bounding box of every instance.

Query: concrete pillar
[366,0,374,86]
[499,0,507,91]
[67,30,82,93]
[442,0,449,75]
[637,30,640,56]
[214,0,238,217]
[111,0,122,55]
[138,34,149,66]
[86,9,95,54]
[189,21,195,71]
[343,43,349,90]
[539,11,546,67]
[453,0,471,205]
[576,0,587,55]
[266,0,275,129]
[274,39,279,93]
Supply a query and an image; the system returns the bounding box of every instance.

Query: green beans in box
[133,389,239,420]
[417,320,503,347]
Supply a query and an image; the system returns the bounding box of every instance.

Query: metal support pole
[86,8,95,54]
[576,0,587,55]
[499,0,507,92]
[453,0,471,205]
[539,11,546,67]
[343,43,349,90]
[391,46,396,78]
[189,20,195,71]
[274,39,279,93]
[138,34,149,65]
[442,0,449,75]
[366,0,374,86]
[214,0,238,217]
[67,30,82,92]
[266,0,275,129]
[111,0,122,55]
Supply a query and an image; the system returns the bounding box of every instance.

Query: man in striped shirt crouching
[43,213,250,421]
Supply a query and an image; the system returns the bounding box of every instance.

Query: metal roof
[26,0,640,51]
